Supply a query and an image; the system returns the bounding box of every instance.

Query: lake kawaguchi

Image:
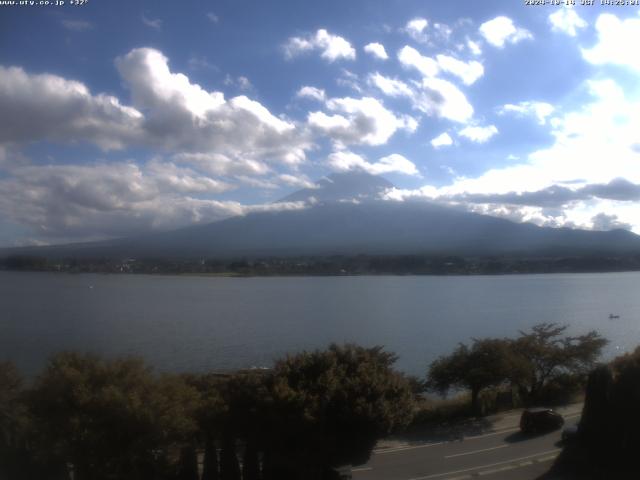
[2,270,640,377]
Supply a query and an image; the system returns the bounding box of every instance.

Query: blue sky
[1,0,640,246]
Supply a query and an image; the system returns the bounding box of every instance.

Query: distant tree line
[3,253,640,275]
[0,345,414,480]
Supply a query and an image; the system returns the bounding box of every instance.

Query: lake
[1,271,639,377]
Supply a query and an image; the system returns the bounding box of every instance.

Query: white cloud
[549,8,587,36]
[591,212,632,231]
[398,46,439,77]
[278,173,316,189]
[308,96,415,147]
[405,17,429,43]
[419,77,474,123]
[336,69,362,92]
[206,12,219,23]
[0,66,143,150]
[383,78,640,233]
[141,15,162,31]
[467,39,482,56]
[458,125,498,143]
[0,160,240,241]
[394,47,475,122]
[115,48,310,165]
[0,48,312,172]
[479,16,532,48]
[497,101,554,125]
[284,29,356,62]
[172,152,270,177]
[364,42,389,60]
[296,86,326,102]
[431,132,453,149]
[582,14,640,71]
[368,73,413,98]
[328,151,419,176]
[436,54,484,85]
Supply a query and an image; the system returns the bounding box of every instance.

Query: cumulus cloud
[398,46,439,77]
[458,125,498,143]
[404,17,429,43]
[206,12,219,23]
[308,96,416,147]
[498,101,554,125]
[395,47,475,122]
[591,213,632,231]
[115,48,310,165]
[336,69,362,92]
[467,39,482,56]
[479,16,532,48]
[0,66,143,150]
[383,78,640,233]
[364,42,388,60]
[0,48,312,168]
[435,54,484,85]
[277,173,316,189]
[328,151,419,176]
[549,8,587,36]
[171,152,270,177]
[368,73,413,98]
[431,132,453,149]
[418,77,474,123]
[582,14,640,71]
[0,153,314,242]
[0,160,239,241]
[296,86,326,101]
[284,29,356,62]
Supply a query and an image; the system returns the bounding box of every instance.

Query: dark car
[520,408,565,434]
[561,424,579,444]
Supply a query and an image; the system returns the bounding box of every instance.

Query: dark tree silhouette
[427,338,513,415]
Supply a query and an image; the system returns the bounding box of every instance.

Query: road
[352,410,580,480]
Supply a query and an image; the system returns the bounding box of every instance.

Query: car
[520,408,565,434]
[561,424,579,444]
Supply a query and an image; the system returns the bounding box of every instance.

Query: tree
[28,352,200,480]
[264,344,415,478]
[0,361,38,480]
[427,338,513,415]
[511,323,607,400]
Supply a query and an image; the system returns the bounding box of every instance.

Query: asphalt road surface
[352,413,580,480]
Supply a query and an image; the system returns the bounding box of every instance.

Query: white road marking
[444,444,509,459]
[407,449,561,480]
[375,441,447,455]
[376,413,580,455]
[352,466,373,472]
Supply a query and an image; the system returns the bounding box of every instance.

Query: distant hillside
[2,171,640,261]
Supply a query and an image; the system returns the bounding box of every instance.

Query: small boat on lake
[609,314,620,319]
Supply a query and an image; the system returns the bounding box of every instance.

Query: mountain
[3,171,640,260]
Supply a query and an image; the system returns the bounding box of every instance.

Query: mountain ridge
[2,171,640,260]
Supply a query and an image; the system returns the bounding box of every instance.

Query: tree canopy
[265,344,415,476]
[28,352,200,480]
[427,324,608,411]
[511,323,607,400]
[427,338,513,414]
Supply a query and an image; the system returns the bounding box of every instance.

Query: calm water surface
[2,271,640,376]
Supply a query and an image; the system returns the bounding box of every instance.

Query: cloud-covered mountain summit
[4,171,640,261]
[278,170,394,204]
